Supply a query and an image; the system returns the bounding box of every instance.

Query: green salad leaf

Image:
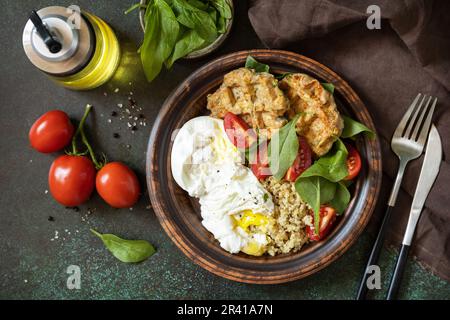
[269,114,300,180]
[321,82,335,94]
[139,0,180,82]
[245,55,270,73]
[329,182,351,215]
[166,28,205,68]
[341,115,375,139]
[210,0,232,19]
[91,229,156,263]
[295,176,337,234]
[173,0,217,42]
[300,139,348,182]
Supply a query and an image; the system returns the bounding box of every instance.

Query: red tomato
[29,110,74,153]
[48,155,95,206]
[251,142,271,180]
[285,137,312,182]
[96,162,140,208]
[223,112,257,149]
[306,206,337,241]
[345,144,362,180]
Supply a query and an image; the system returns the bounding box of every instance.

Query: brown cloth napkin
[249,0,450,281]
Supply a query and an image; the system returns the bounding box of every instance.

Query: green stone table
[0,0,448,300]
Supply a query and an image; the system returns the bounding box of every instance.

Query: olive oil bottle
[22,6,120,90]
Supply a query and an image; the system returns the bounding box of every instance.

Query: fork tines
[395,93,438,143]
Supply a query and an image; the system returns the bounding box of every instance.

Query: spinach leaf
[216,16,226,33]
[173,0,217,42]
[245,55,270,73]
[321,82,335,94]
[300,139,348,182]
[210,0,232,19]
[341,115,375,139]
[329,182,351,215]
[188,0,209,10]
[140,0,179,82]
[295,176,337,234]
[269,114,300,180]
[91,229,156,263]
[276,72,292,80]
[166,28,205,68]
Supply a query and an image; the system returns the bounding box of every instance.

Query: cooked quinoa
[262,176,313,255]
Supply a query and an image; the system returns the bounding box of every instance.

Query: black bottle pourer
[29,10,62,54]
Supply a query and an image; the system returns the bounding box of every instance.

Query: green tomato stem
[76,105,103,170]
[71,104,92,154]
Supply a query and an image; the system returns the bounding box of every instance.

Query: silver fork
[356,93,437,300]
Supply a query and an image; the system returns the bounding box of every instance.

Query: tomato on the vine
[48,155,96,206]
[29,110,74,153]
[96,162,141,208]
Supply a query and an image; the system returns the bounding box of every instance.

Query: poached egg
[171,116,274,256]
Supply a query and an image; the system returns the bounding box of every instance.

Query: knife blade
[402,125,442,246]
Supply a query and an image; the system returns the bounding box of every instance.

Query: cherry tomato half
[306,206,337,241]
[251,142,271,180]
[29,110,74,153]
[285,137,312,182]
[223,112,257,149]
[96,162,140,208]
[49,155,96,206]
[345,144,362,180]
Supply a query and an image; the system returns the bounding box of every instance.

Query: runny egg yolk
[235,210,270,232]
[234,210,271,256]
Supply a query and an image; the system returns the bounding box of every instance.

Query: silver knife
[387,124,442,299]
[403,124,442,246]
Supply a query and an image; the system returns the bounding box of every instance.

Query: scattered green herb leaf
[263,193,269,202]
[321,82,335,94]
[91,229,156,263]
[268,114,300,180]
[341,115,375,139]
[276,72,292,80]
[245,55,270,73]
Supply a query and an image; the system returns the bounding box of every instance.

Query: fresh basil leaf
[140,0,179,82]
[91,229,156,263]
[321,82,335,94]
[329,182,351,215]
[300,139,348,182]
[173,0,217,42]
[166,28,205,68]
[269,114,300,180]
[341,115,375,139]
[295,176,336,234]
[245,55,270,73]
[210,0,232,19]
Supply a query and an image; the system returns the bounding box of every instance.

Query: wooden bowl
[146,50,382,284]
